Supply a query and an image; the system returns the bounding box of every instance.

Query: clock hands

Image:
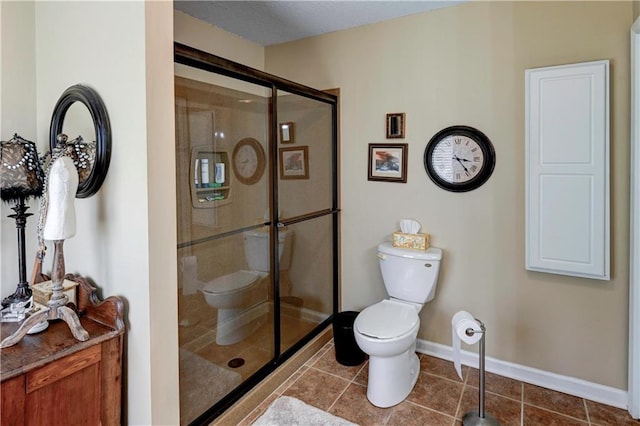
[452,154,471,176]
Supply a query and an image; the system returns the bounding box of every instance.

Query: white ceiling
[174,1,465,46]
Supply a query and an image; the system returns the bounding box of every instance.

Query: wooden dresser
[1,275,125,426]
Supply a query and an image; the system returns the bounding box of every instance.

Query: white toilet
[188,228,293,345]
[354,242,443,408]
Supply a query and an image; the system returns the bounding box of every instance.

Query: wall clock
[232,137,266,185]
[423,125,496,192]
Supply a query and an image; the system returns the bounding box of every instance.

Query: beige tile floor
[238,341,640,426]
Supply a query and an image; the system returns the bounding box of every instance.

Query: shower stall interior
[174,44,339,425]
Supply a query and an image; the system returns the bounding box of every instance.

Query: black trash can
[332,311,366,366]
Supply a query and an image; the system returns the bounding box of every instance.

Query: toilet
[354,242,443,408]
[183,228,293,345]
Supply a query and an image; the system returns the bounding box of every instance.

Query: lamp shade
[0,134,44,202]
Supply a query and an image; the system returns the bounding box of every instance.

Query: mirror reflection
[61,103,97,184]
[49,84,111,199]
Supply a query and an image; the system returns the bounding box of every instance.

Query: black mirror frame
[49,84,111,198]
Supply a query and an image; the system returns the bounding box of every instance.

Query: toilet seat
[202,270,267,295]
[355,299,419,340]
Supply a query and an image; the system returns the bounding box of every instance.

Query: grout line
[325,373,351,414]
[521,382,524,426]
[522,402,592,424]
[453,381,466,422]
[584,398,591,425]
[307,364,361,383]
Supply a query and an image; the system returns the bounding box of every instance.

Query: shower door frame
[174,42,340,423]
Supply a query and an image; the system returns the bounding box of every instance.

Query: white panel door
[525,60,609,280]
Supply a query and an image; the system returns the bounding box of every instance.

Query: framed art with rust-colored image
[368,143,407,183]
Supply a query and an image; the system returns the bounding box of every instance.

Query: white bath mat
[179,348,242,425]
[252,396,358,426]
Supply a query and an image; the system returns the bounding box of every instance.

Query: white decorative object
[43,156,78,240]
[525,60,610,280]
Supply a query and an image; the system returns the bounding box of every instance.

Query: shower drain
[228,358,245,369]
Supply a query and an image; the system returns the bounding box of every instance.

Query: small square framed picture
[368,143,408,183]
[279,145,309,179]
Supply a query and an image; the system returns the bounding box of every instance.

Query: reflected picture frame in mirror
[49,84,112,198]
[279,146,309,180]
[279,122,295,144]
[386,113,405,139]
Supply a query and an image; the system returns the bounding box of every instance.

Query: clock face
[232,138,265,185]
[424,126,495,192]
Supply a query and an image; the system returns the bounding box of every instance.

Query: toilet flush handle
[377,253,387,260]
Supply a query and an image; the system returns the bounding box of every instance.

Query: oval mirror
[49,84,111,198]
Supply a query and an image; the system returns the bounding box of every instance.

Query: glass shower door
[174,68,274,425]
[276,90,336,354]
[174,42,339,425]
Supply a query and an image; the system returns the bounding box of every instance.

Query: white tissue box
[32,279,78,306]
[392,232,430,251]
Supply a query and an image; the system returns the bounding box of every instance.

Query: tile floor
[238,341,639,426]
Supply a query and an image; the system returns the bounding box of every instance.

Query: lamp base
[1,282,32,308]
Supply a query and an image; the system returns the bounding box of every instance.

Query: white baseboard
[416,338,628,410]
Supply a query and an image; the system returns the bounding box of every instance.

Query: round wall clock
[232,137,266,185]
[423,125,496,192]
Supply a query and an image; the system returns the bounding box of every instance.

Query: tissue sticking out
[393,219,430,250]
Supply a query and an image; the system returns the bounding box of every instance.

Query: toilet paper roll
[181,256,200,296]
[451,310,483,380]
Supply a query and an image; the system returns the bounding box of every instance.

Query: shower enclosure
[174,43,339,425]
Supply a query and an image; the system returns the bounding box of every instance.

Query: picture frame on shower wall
[279,146,309,179]
[368,143,408,183]
[279,122,295,144]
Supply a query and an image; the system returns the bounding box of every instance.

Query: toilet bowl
[202,270,268,309]
[354,243,442,408]
[181,228,293,345]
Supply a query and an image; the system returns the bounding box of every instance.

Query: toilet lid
[202,270,266,295]
[355,300,419,339]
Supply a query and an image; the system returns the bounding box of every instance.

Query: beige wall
[2,1,178,424]
[174,11,265,71]
[634,0,640,20]
[0,1,38,306]
[266,1,632,389]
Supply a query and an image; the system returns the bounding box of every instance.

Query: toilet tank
[377,242,443,304]
[243,228,293,272]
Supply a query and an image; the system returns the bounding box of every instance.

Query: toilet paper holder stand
[462,319,500,426]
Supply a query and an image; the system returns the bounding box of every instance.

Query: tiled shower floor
[237,340,639,426]
[179,310,319,424]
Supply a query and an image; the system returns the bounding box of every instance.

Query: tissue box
[32,279,78,306]
[392,232,430,250]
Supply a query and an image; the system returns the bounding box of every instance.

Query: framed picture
[386,113,405,139]
[368,143,408,183]
[279,145,309,179]
[279,122,295,144]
